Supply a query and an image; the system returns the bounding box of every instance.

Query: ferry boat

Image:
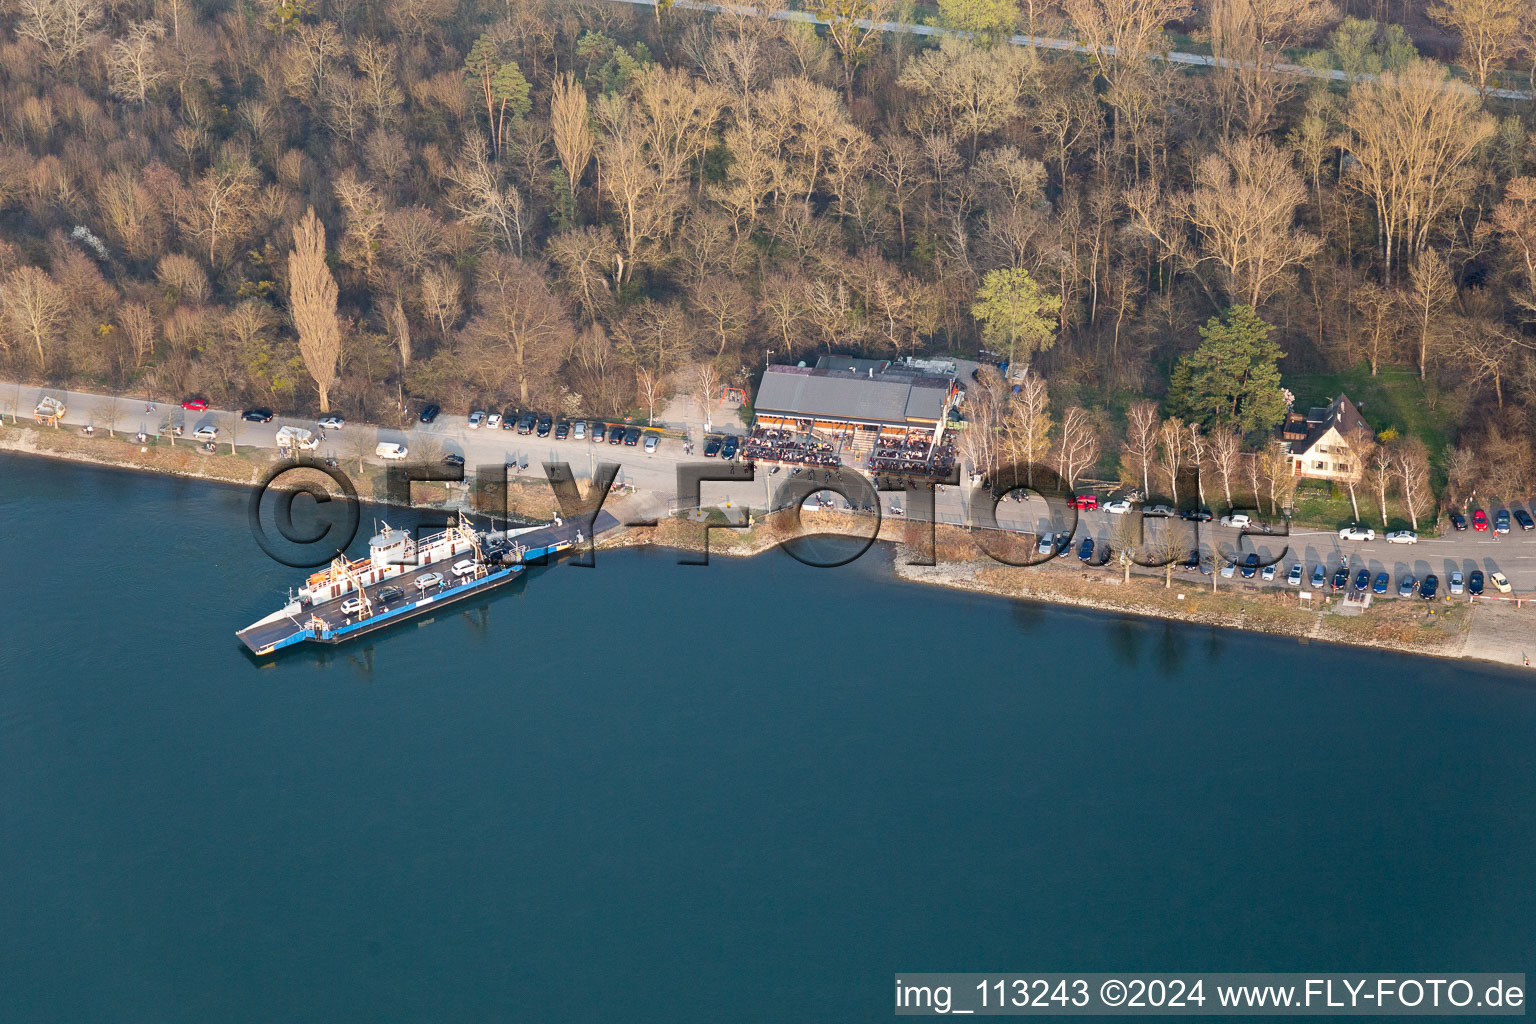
[237,510,614,655]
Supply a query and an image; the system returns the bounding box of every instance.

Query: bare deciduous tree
[288,208,344,413]
[1121,399,1160,497]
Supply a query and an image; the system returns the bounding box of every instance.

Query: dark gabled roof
[755,364,949,424]
[1292,393,1372,453]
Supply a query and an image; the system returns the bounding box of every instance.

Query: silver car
[572,420,587,440]
[1449,571,1464,595]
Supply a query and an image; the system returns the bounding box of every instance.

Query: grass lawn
[1285,361,1460,471]
[1290,480,1439,535]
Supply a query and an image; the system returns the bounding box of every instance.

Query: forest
[0,0,1534,513]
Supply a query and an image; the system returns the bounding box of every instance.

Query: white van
[276,425,319,452]
[375,442,409,460]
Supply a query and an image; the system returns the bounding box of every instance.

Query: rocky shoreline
[5,429,1527,671]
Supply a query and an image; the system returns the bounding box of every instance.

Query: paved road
[8,380,1536,597]
[607,0,1534,102]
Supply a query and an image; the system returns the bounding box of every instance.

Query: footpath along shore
[3,403,1534,671]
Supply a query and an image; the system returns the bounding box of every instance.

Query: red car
[1070,495,1099,510]
[181,397,208,411]
[1472,509,1488,532]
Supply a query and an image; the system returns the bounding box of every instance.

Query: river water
[1,455,1533,1022]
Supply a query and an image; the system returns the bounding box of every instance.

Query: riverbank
[4,429,1528,670]
[596,509,1533,670]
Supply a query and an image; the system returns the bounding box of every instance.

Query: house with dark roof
[750,357,958,455]
[1279,394,1373,481]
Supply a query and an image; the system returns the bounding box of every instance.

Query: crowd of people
[743,426,841,467]
[868,434,957,478]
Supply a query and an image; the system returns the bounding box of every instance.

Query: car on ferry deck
[415,572,444,591]
[376,586,404,604]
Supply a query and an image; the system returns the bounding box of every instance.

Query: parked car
[1220,560,1237,578]
[1398,574,1417,597]
[1491,571,1513,593]
[1338,524,1376,542]
[1104,499,1133,514]
[1373,572,1389,595]
[1468,570,1485,596]
[1037,532,1055,553]
[1242,553,1260,578]
[1181,507,1214,522]
[1450,571,1464,595]
[572,420,587,440]
[516,414,536,434]
[643,432,660,453]
[720,435,738,458]
[1332,567,1349,591]
[241,408,274,422]
[467,410,486,429]
[191,425,218,441]
[1144,504,1175,517]
[451,558,477,578]
[1516,509,1535,531]
[181,397,208,411]
[537,415,553,437]
[441,453,465,467]
[1385,530,1418,544]
[375,442,409,460]
[1472,509,1488,531]
[1070,495,1099,510]
[318,415,345,430]
[554,421,570,440]
[485,412,502,429]
[376,586,404,604]
[590,422,606,443]
[340,596,365,615]
[419,404,441,424]
[1220,513,1253,528]
[1261,563,1277,581]
[1449,511,1467,531]
[500,410,517,430]
[1353,569,1370,592]
[1287,564,1304,586]
[608,424,625,445]
[415,572,444,590]
[1494,509,1511,534]
[624,428,641,446]
[1311,564,1326,588]
[1078,537,1095,562]
[1421,574,1439,600]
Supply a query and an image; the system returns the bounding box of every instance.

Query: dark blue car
[1241,553,1259,578]
[1421,574,1439,600]
[1078,537,1094,562]
[1373,572,1389,594]
[1354,569,1370,592]
[1469,570,1484,595]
